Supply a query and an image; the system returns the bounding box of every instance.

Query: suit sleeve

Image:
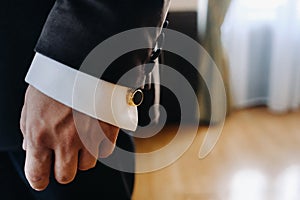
[25,0,171,130]
[34,0,170,86]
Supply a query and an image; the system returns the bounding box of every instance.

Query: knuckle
[25,170,48,189]
[30,130,48,147]
[27,174,43,183]
[63,132,79,148]
[54,157,77,184]
[55,174,74,184]
[29,121,46,134]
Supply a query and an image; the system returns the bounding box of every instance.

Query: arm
[20,0,171,191]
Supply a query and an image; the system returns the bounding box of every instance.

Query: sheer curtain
[196,0,232,124]
[221,0,300,113]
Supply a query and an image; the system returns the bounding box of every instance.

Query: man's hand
[20,85,119,191]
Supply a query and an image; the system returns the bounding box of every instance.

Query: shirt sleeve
[25,53,138,131]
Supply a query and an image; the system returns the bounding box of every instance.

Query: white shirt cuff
[25,53,138,131]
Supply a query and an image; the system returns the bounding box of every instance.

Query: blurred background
[133,0,300,199]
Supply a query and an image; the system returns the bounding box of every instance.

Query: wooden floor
[132,107,300,200]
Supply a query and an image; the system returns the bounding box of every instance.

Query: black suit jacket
[0,0,169,150]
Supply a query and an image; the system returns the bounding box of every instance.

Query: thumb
[98,138,117,158]
[98,121,119,158]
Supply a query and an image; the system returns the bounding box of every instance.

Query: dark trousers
[0,132,135,200]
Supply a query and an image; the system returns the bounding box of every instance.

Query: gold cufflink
[127,89,144,106]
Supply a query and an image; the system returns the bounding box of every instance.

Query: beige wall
[169,0,198,11]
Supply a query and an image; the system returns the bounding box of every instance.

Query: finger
[98,121,119,158]
[24,147,52,191]
[78,149,97,171]
[98,138,116,158]
[98,121,120,143]
[54,148,78,184]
